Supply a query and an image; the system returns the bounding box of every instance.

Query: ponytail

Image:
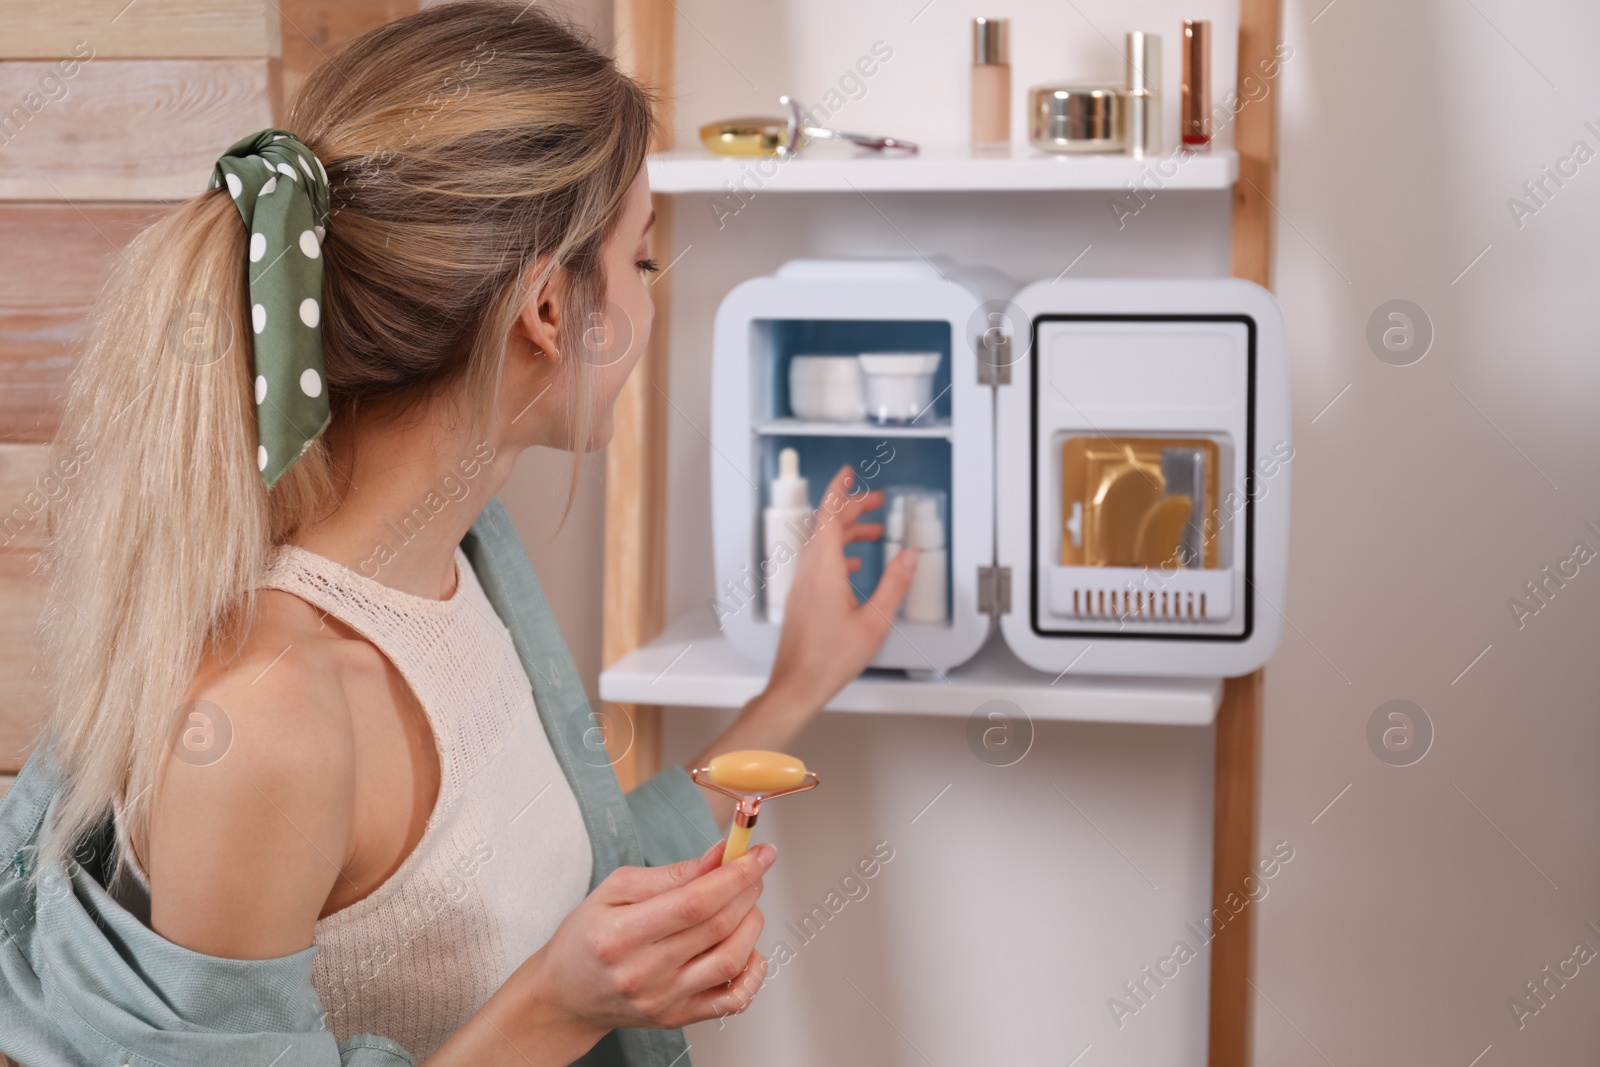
[38,191,274,880]
[34,0,655,881]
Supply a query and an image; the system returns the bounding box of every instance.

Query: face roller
[691,750,820,864]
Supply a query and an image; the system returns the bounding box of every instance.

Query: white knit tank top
[117,542,594,1058]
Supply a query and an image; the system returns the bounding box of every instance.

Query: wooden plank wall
[0,0,414,777]
[0,204,170,441]
[0,59,275,199]
[277,0,418,105]
[2,0,280,59]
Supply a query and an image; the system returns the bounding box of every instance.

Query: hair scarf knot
[209,128,332,488]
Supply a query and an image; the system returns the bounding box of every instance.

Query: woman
[0,4,915,1065]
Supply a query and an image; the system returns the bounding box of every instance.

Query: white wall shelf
[754,417,952,439]
[598,611,1223,726]
[647,145,1238,194]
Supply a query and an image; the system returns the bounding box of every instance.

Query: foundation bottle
[971,17,1011,149]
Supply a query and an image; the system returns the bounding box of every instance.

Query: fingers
[815,470,882,533]
[651,875,762,976]
[813,466,857,534]
[684,949,769,1021]
[676,905,766,999]
[863,548,918,628]
[839,488,884,526]
[600,839,724,905]
[846,521,885,545]
[615,844,776,944]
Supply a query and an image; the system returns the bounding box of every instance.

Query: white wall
[1254,1,1600,1064]
[499,448,608,689]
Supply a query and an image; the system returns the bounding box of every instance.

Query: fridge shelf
[597,612,1223,726]
[754,417,953,439]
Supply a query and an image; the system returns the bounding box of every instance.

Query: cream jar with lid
[1028,84,1126,153]
[859,352,941,424]
[788,355,865,422]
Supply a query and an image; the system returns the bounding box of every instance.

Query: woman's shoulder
[144,588,365,959]
[187,586,363,771]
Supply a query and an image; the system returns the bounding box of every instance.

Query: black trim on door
[1027,313,1257,643]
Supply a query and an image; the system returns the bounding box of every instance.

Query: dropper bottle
[763,447,809,623]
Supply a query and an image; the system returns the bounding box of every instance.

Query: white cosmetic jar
[788,355,866,422]
[859,352,942,424]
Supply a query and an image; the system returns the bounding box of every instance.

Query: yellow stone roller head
[705,750,809,794]
[692,750,821,865]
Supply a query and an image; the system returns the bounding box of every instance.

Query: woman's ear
[514,260,565,366]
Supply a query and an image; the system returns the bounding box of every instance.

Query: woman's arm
[150,645,777,1065]
[691,465,917,826]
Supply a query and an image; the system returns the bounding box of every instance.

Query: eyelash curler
[690,750,820,865]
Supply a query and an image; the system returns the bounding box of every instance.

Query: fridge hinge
[976,333,1012,386]
[978,565,1012,616]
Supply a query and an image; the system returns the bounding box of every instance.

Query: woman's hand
[686,465,916,822]
[764,464,917,715]
[425,841,774,1065]
[534,839,773,1031]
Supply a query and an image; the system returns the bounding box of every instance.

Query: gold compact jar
[699,116,789,156]
[1028,84,1126,153]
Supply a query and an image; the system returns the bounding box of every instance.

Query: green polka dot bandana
[209,129,332,489]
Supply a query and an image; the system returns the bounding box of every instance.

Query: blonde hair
[35,0,657,879]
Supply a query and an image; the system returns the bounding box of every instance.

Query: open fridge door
[995,278,1290,679]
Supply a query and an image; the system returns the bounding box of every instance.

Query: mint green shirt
[0,497,720,1067]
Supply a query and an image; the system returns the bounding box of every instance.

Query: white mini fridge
[709,257,1290,680]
